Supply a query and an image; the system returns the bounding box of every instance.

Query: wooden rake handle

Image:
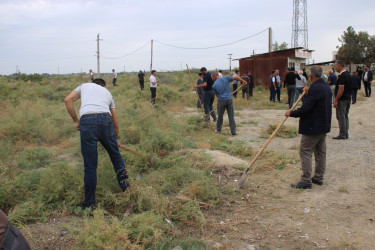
[118,144,147,159]
[241,91,306,174]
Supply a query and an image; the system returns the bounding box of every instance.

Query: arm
[296,73,301,80]
[285,87,319,117]
[64,90,80,130]
[232,76,247,85]
[272,77,276,89]
[110,108,119,137]
[334,85,345,108]
[194,81,207,89]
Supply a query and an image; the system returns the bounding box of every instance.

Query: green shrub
[16,147,51,170]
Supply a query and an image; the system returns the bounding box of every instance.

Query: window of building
[288,62,295,68]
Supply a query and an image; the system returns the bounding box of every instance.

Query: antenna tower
[291,0,308,49]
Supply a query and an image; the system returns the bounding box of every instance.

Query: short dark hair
[310,66,322,78]
[335,60,345,67]
[151,70,156,74]
[200,67,207,72]
[93,78,106,87]
[291,67,295,71]
[219,70,222,73]
[199,73,204,76]
[272,70,276,74]
[287,67,291,71]
[235,70,239,73]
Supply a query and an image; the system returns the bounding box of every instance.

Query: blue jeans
[203,90,217,121]
[80,113,129,207]
[295,87,304,102]
[270,87,276,102]
[276,86,281,102]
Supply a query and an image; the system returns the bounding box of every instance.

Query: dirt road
[202,93,375,249]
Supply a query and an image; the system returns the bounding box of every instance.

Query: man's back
[76,83,114,117]
[296,75,306,88]
[138,72,145,80]
[212,76,233,100]
[292,79,332,135]
[351,75,360,89]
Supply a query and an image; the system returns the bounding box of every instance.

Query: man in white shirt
[88,69,94,82]
[112,69,118,86]
[64,78,129,209]
[150,70,160,105]
[218,70,223,78]
[295,71,307,101]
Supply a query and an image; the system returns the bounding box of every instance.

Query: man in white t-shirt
[88,69,94,82]
[150,70,160,105]
[64,78,129,210]
[218,70,223,78]
[112,69,118,86]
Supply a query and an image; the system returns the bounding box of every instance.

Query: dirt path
[201,93,375,249]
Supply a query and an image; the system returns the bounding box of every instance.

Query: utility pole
[124,65,125,72]
[268,27,272,52]
[150,39,154,72]
[228,54,233,72]
[16,65,18,75]
[58,66,59,75]
[96,33,102,76]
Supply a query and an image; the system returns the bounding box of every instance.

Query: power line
[153,28,269,50]
[102,41,151,59]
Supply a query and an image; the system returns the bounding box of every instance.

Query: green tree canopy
[272,41,288,51]
[337,26,375,65]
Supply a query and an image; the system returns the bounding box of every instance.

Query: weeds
[260,124,298,139]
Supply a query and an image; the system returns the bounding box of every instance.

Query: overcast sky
[1,0,374,75]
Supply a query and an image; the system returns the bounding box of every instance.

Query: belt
[81,112,111,119]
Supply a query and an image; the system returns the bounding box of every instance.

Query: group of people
[269,67,308,108]
[287,61,373,189]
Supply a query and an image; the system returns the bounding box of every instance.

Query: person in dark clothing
[247,71,254,97]
[194,67,217,122]
[363,65,373,97]
[137,70,145,90]
[196,73,204,108]
[333,60,352,140]
[0,209,30,250]
[232,70,239,98]
[284,67,301,108]
[269,70,276,102]
[241,73,250,100]
[286,66,332,189]
[302,68,308,81]
[351,72,361,104]
[356,66,363,90]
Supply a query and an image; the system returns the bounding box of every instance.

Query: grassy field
[0,71,295,249]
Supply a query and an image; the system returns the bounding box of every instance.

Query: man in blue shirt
[212,73,247,136]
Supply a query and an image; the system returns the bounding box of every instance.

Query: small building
[236,47,313,87]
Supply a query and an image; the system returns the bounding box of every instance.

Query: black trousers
[150,87,157,104]
[233,84,238,97]
[139,80,144,90]
[364,81,371,97]
[112,78,117,86]
[352,88,358,103]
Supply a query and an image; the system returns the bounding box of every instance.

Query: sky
[0,0,375,75]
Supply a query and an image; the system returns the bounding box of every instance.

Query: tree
[337,26,375,65]
[272,41,288,51]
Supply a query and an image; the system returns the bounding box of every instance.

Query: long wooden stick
[237,91,306,188]
[118,144,147,159]
[186,64,204,113]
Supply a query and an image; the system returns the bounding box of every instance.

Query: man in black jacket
[351,72,361,104]
[333,60,352,139]
[363,65,373,97]
[284,67,301,108]
[285,65,332,189]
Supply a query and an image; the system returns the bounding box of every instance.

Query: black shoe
[231,133,237,137]
[312,178,323,186]
[346,134,349,139]
[213,119,217,122]
[215,130,222,134]
[291,181,312,189]
[333,135,346,140]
